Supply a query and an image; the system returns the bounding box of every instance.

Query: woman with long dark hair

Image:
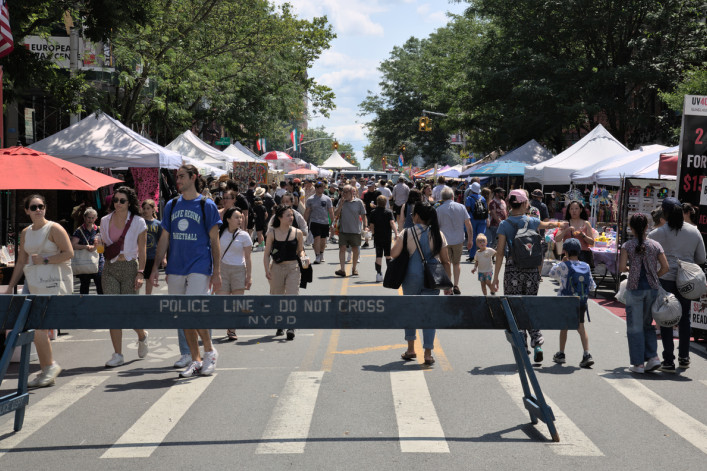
[619,213,669,373]
[264,204,306,340]
[648,197,706,372]
[398,188,423,230]
[3,194,73,387]
[391,203,451,365]
[100,186,148,367]
[556,200,595,267]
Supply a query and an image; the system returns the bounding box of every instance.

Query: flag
[398,153,404,167]
[0,0,13,59]
[290,129,298,151]
[255,138,261,151]
[260,138,266,153]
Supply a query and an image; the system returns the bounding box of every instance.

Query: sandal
[335,269,347,277]
[400,352,417,361]
[424,356,435,365]
[227,329,238,341]
[351,270,359,276]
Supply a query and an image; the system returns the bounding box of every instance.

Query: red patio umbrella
[262,151,293,160]
[0,146,122,190]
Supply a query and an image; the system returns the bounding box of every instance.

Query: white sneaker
[27,362,62,388]
[346,254,352,263]
[179,360,202,378]
[645,357,661,372]
[201,349,218,376]
[137,331,149,358]
[629,365,644,374]
[105,353,124,367]
[173,353,192,368]
[376,273,383,282]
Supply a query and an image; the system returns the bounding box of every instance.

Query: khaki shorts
[221,263,246,292]
[339,232,362,248]
[447,243,463,264]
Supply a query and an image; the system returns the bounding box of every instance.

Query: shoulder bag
[71,227,100,275]
[23,223,72,294]
[411,227,454,290]
[104,215,134,261]
[383,230,409,289]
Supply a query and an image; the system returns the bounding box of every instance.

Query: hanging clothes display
[130,167,160,204]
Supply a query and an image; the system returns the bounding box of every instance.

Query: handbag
[383,230,409,289]
[676,259,707,300]
[411,227,454,290]
[71,227,100,275]
[104,215,134,260]
[297,257,313,289]
[651,286,682,328]
[23,223,72,295]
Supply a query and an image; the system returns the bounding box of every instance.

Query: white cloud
[274,0,386,36]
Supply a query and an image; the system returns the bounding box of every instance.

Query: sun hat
[532,189,543,198]
[470,182,481,193]
[254,187,265,198]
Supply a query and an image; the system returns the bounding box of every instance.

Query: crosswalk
[1,367,707,460]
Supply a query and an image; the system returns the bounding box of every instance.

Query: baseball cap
[367,181,375,187]
[314,181,324,188]
[470,182,481,193]
[293,178,301,184]
[563,238,582,253]
[508,189,528,203]
[532,189,543,198]
[661,196,682,213]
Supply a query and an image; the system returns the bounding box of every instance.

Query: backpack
[559,260,591,308]
[509,217,543,268]
[471,195,488,220]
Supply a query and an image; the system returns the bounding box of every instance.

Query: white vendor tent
[501,139,554,164]
[524,124,628,185]
[30,113,183,169]
[223,144,260,162]
[181,156,227,177]
[570,144,668,185]
[166,131,231,170]
[320,150,357,169]
[234,141,261,160]
[593,145,679,185]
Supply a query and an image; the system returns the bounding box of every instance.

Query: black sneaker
[579,353,594,368]
[678,357,690,369]
[275,329,284,336]
[659,361,676,373]
[552,351,566,364]
[533,346,543,363]
[286,329,295,340]
[362,241,370,248]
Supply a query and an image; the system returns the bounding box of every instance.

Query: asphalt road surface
[1,242,706,470]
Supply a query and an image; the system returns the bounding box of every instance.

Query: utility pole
[69,27,80,125]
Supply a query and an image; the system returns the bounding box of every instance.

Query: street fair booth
[29,112,184,209]
[319,150,357,170]
[524,124,628,186]
[181,156,227,178]
[166,130,232,171]
[223,144,260,163]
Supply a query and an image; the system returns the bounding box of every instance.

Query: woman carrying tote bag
[71,207,103,294]
[390,203,451,365]
[2,194,73,388]
[648,197,706,372]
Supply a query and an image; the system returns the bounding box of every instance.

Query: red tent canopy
[658,152,678,177]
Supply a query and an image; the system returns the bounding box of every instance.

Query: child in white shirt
[471,233,496,295]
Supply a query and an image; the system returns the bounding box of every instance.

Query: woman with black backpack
[491,189,565,363]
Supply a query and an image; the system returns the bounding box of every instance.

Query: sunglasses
[114,198,128,204]
[29,204,45,211]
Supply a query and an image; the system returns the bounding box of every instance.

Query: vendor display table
[590,247,619,293]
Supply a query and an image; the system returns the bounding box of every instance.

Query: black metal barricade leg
[0,298,35,432]
[501,297,559,442]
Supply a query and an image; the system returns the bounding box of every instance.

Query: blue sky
[274,0,468,168]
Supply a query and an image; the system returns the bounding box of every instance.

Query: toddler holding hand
[471,233,496,295]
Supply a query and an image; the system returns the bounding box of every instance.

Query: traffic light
[381,157,387,168]
[332,141,339,150]
[401,144,406,153]
[419,116,431,132]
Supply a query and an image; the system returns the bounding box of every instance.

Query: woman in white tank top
[3,194,74,388]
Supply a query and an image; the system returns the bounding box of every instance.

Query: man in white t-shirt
[432,176,447,203]
[377,180,392,209]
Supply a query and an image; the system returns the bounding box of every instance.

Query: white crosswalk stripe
[101,374,216,458]
[0,376,108,459]
[496,373,604,456]
[601,373,707,455]
[390,370,449,453]
[255,371,325,454]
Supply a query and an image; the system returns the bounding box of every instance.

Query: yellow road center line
[320,274,348,371]
[348,283,380,288]
[334,344,408,355]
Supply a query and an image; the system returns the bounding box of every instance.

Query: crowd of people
[2,167,704,387]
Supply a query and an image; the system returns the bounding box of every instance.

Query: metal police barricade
[0,294,579,441]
